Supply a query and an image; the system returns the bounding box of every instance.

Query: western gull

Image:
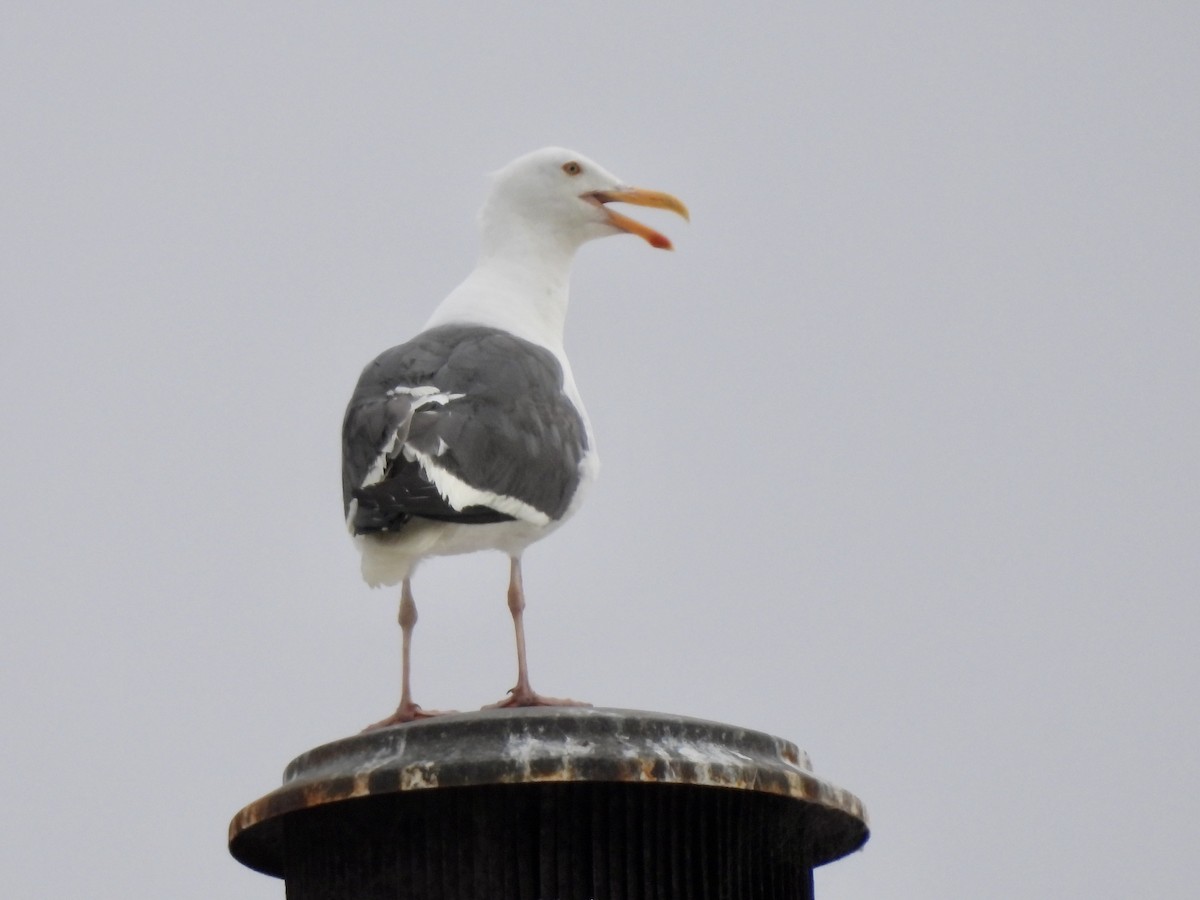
[342,147,688,729]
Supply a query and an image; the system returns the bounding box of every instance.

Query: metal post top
[229,707,868,876]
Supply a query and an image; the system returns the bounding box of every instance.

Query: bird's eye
[562,161,583,176]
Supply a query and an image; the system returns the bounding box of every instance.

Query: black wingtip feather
[351,481,516,535]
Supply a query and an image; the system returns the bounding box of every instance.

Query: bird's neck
[427,230,580,351]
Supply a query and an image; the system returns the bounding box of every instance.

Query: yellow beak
[586,187,690,250]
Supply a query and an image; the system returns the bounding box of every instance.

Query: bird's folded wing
[341,326,589,535]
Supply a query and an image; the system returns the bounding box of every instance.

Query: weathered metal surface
[228,707,868,879]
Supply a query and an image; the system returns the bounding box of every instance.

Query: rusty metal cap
[229,707,868,876]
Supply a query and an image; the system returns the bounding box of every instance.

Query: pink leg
[363,578,454,731]
[484,557,590,710]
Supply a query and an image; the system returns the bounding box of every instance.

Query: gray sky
[3,3,1197,898]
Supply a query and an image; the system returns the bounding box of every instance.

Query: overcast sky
[3,3,1197,898]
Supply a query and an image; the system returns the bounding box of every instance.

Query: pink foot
[482,687,592,710]
[361,701,456,732]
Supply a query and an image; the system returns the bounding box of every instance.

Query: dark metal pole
[229,708,868,899]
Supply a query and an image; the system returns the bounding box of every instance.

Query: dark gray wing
[341,324,588,535]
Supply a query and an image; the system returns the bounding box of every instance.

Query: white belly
[356,508,563,588]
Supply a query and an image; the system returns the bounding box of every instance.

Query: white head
[478,147,688,258]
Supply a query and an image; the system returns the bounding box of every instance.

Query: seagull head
[480,147,689,254]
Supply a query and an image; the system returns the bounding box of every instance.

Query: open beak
[585,187,690,250]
